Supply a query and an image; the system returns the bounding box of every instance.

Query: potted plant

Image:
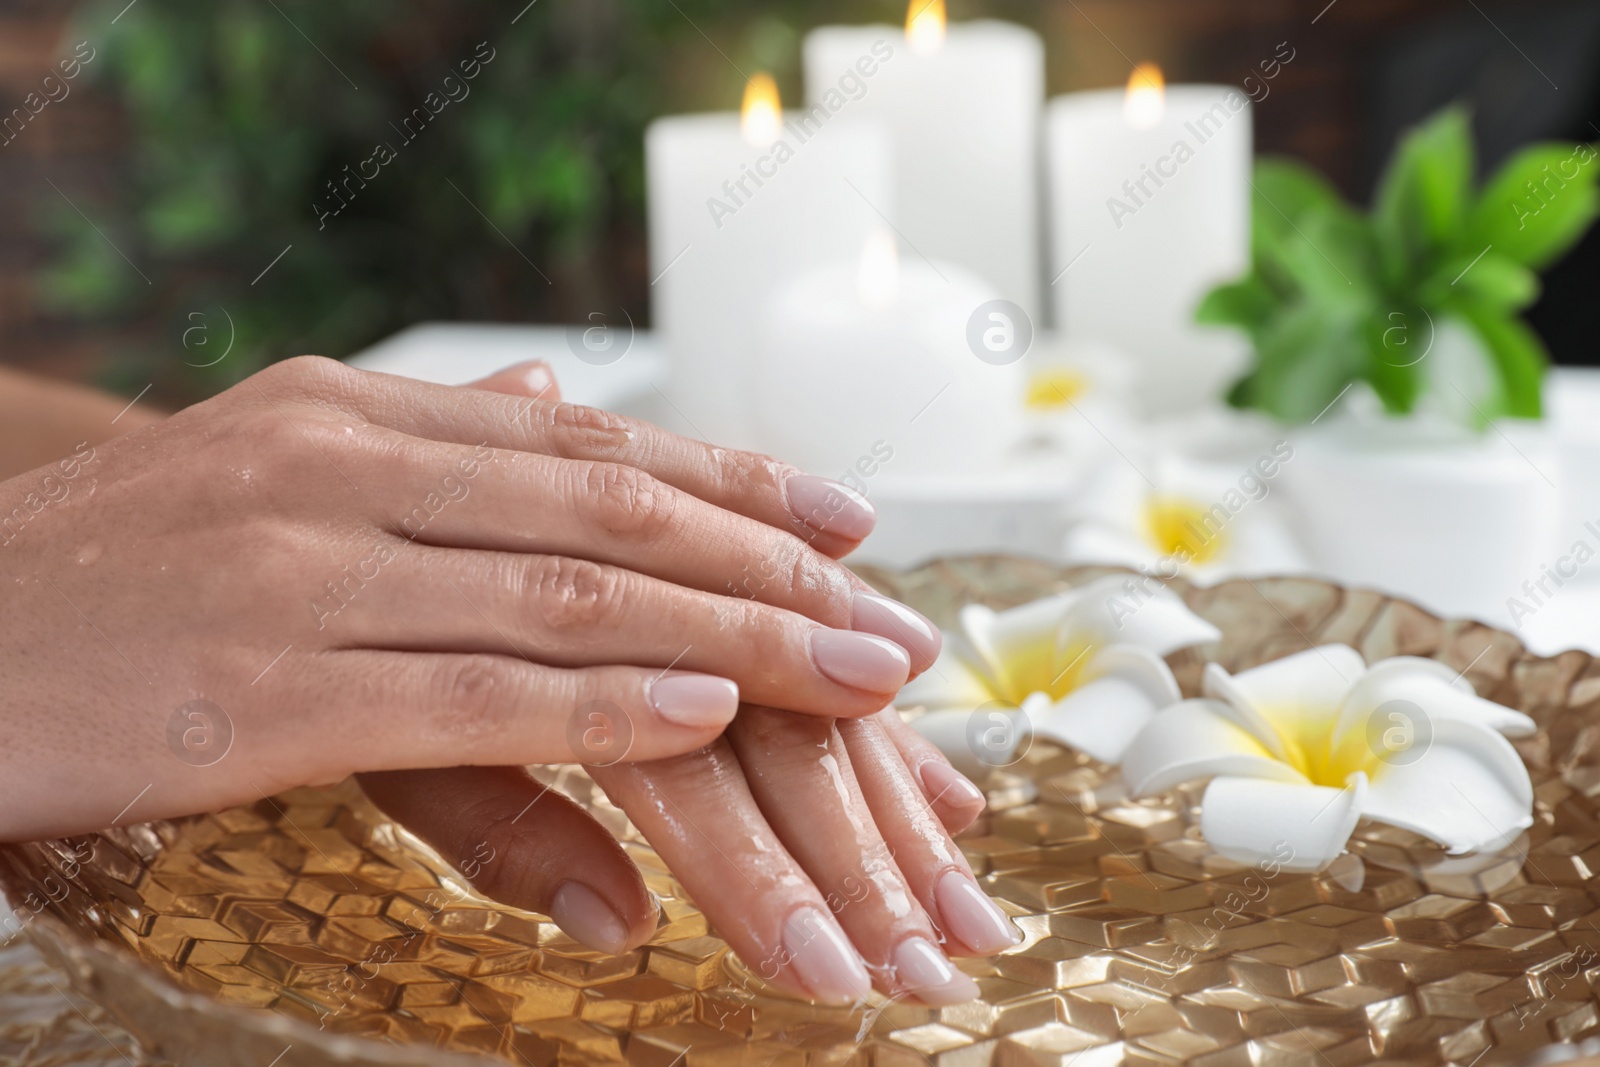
[1196,106,1599,623]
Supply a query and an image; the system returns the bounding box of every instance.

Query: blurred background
[3,0,1599,409]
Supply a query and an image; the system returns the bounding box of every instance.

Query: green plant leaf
[1361,305,1427,415]
[1453,302,1547,419]
[1276,204,1379,307]
[1249,157,1343,258]
[1372,106,1473,282]
[1225,371,1256,410]
[1422,251,1539,309]
[1243,303,1365,423]
[1467,142,1600,269]
[1195,276,1275,330]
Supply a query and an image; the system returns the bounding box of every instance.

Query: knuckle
[580,461,675,540]
[526,555,627,631]
[767,538,854,624]
[716,447,790,501]
[231,413,333,486]
[259,354,350,392]
[433,657,518,742]
[548,403,634,458]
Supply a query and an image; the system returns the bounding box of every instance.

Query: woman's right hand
[0,355,933,842]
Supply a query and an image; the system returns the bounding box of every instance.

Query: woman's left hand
[362,362,1014,1009]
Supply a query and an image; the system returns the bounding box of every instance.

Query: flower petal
[1080,645,1183,706]
[1121,699,1308,797]
[906,706,1021,778]
[963,597,1064,672]
[898,635,998,712]
[1203,646,1365,758]
[1030,649,1180,764]
[1360,719,1534,854]
[1062,575,1222,656]
[1200,773,1366,873]
[960,596,1091,703]
[1061,521,1161,572]
[1331,656,1535,748]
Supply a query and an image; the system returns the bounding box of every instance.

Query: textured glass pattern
[3,561,1596,1066]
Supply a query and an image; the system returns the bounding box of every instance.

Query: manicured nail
[550,881,630,955]
[783,906,873,1004]
[516,361,558,399]
[852,592,941,673]
[935,870,1019,954]
[892,937,981,1005]
[785,474,877,541]
[919,761,986,810]
[649,673,739,728]
[810,630,911,693]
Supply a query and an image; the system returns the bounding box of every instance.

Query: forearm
[0,365,165,480]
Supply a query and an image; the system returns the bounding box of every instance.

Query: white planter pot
[1548,367,1600,545]
[1282,418,1560,625]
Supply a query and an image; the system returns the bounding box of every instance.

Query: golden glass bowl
[5,559,1600,1066]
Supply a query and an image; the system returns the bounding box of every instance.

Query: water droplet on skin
[75,542,103,566]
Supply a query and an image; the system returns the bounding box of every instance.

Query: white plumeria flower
[1119,645,1536,873]
[1061,453,1307,584]
[898,576,1221,776]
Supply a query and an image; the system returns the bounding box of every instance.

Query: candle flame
[906,0,946,56]
[857,229,900,310]
[741,73,782,148]
[1123,62,1165,129]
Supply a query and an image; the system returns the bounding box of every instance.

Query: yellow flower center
[993,632,1095,706]
[1142,496,1226,566]
[1267,705,1378,788]
[1025,369,1090,410]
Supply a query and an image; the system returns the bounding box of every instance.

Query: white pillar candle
[802,6,1044,320]
[753,231,1023,479]
[646,75,891,448]
[1046,69,1252,415]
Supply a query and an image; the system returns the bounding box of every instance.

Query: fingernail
[892,937,981,1006]
[784,474,877,541]
[518,361,558,399]
[935,870,1019,954]
[919,761,986,810]
[810,630,911,693]
[649,673,739,728]
[852,592,942,673]
[550,881,630,955]
[782,906,873,1005]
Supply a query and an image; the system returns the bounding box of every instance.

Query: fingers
[260,356,877,557]
[333,426,938,676]
[461,362,940,679]
[262,357,941,674]
[591,744,875,1006]
[727,707,981,1006]
[276,648,737,774]
[357,766,656,953]
[838,717,1020,958]
[347,545,910,717]
[874,707,988,835]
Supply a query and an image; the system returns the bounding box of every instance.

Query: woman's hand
[0,355,934,841]
[364,364,1013,1009]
